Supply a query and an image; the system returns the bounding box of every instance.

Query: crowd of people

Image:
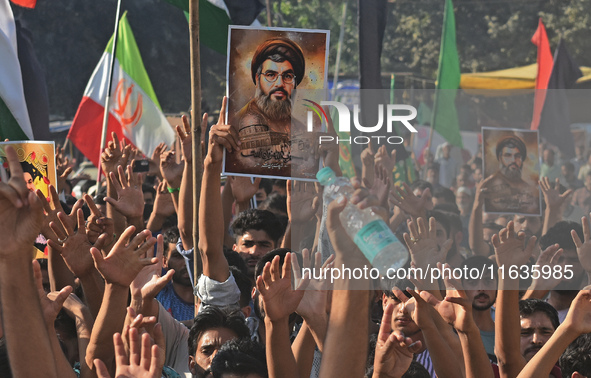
[2,94,591,378]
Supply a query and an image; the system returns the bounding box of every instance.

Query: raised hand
[256,253,306,322]
[539,177,572,210]
[48,208,106,278]
[374,145,397,176]
[152,182,176,218]
[94,326,164,378]
[55,145,73,193]
[228,175,261,203]
[292,249,333,316]
[404,217,452,272]
[36,184,83,241]
[562,287,591,336]
[105,165,145,220]
[0,145,45,253]
[130,235,174,301]
[287,180,319,223]
[90,226,157,287]
[492,221,537,268]
[33,259,73,329]
[159,150,183,189]
[528,243,563,291]
[572,216,591,275]
[84,194,115,247]
[147,143,167,177]
[390,182,430,219]
[420,264,476,333]
[360,144,375,188]
[373,302,421,378]
[369,163,392,209]
[101,132,125,177]
[207,96,240,164]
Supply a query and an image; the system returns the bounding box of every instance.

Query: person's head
[257,193,287,218]
[231,209,285,276]
[271,179,287,196]
[518,299,559,361]
[425,163,440,186]
[460,256,498,312]
[473,167,483,183]
[562,162,576,179]
[19,159,45,192]
[432,187,456,206]
[540,221,584,288]
[513,214,543,240]
[255,179,273,202]
[455,172,471,189]
[210,338,267,378]
[164,229,191,287]
[229,266,254,319]
[382,278,423,344]
[575,145,585,159]
[441,143,452,159]
[455,186,473,214]
[560,333,591,378]
[543,148,555,166]
[410,180,434,210]
[496,136,526,181]
[188,308,250,378]
[251,38,305,122]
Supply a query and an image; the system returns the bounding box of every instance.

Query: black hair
[81,180,97,196]
[382,277,413,300]
[210,338,267,378]
[426,210,450,238]
[163,226,180,246]
[259,179,273,195]
[141,183,156,198]
[20,160,44,181]
[272,179,287,190]
[402,361,431,378]
[410,179,433,193]
[433,203,460,215]
[254,248,291,280]
[539,221,583,251]
[562,161,575,172]
[460,255,499,281]
[482,222,503,233]
[258,193,287,215]
[224,248,248,277]
[559,333,591,378]
[230,209,285,246]
[433,187,456,205]
[519,299,559,331]
[188,307,250,357]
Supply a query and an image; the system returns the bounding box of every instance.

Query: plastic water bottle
[317,167,408,276]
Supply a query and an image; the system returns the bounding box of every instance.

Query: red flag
[10,0,36,8]
[530,18,553,130]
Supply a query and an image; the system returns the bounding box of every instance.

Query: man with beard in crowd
[484,136,539,214]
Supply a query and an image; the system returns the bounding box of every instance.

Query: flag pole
[331,1,347,100]
[96,0,123,189]
[189,0,203,314]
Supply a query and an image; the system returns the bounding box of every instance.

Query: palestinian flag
[164,0,263,55]
[68,12,175,167]
[0,0,34,140]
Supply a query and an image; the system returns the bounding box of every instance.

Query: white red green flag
[68,12,175,166]
[0,0,34,140]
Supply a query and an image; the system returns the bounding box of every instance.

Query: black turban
[496,136,527,162]
[250,37,305,86]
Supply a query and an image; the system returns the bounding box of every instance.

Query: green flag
[431,0,462,147]
[165,0,232,55]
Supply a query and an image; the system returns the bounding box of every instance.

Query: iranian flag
[0,0,34,140]
[68,12,175,167]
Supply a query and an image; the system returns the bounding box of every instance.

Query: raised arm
[540,177,572,235]
[176,114,197,251]
[85,226,157,376]
[492,221,538,378]
[469,177,491,256]
[257,253,305,378]
[0,146,60,377]
[199,97,240,282]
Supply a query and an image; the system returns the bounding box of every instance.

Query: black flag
[538,38,582,159]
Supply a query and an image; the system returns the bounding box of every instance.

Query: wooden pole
[331,1,347,100]
[96,0,122,193]
[266,0,272,26]
[189,0,203,313]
